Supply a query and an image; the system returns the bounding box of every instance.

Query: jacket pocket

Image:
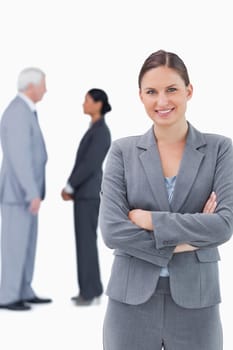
[195,248,220,262]
[106,254,132,303]
[113,249,132,257]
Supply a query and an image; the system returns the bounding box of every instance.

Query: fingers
[203,191,217,214]
[128,209,142,225]
[174,244,199,253]
[128,209,137,223]
[61,189,74,201]
[29,199,41,215]
[30,206,39,215]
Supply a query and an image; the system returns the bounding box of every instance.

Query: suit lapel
[170,123,206,212]
[170,144,204,212]
[137,127,170,211]
[137,123,206,213]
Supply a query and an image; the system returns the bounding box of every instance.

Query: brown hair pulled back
[138,50,190,88]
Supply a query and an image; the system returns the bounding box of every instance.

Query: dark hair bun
[102,102,112,114]
[88,88,112,116]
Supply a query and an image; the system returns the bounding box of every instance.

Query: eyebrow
[142,84,178,91]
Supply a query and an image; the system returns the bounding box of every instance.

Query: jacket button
[163,240,175,245]
[158,250,165,255]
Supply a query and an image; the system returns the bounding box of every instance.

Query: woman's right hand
[173,192,217,253]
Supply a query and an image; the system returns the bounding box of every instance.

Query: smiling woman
[99,49,233,350]
[139,50,193,129]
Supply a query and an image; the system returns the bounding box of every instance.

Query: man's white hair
[17,67,45,92]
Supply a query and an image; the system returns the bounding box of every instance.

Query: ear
[186,84,193,101]
[96,100,102,111]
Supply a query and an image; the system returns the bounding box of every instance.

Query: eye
[167,87,177,93]
[146,89,156,95]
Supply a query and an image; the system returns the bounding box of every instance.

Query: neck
[154,119,188,144]
[91,113,102,123]
[22,91,36,103]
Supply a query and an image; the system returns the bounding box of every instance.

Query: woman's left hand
[61,189,74,201]
[128,209,153,230]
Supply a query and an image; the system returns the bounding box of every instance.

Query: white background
[0,1,233,349]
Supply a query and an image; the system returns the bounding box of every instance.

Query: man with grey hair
[0,67,52,310]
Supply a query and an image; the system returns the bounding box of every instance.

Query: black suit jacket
[68,117,111,199]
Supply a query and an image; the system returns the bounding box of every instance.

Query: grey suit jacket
[99,123,233,308]
[0,96,48,204]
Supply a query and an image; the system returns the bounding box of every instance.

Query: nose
[156,92,169,107]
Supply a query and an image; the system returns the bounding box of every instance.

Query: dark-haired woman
[99,51,233,349]
[61,88,111,305]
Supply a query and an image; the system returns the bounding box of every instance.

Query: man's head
[17,67,47,103]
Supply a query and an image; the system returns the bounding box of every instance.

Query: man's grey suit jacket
[0,96,47,204]
[99,123,233,309]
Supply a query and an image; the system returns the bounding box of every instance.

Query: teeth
[158,109,171,114]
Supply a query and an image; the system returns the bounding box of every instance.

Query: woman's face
[83,94,101,115]
[139,66,193,127]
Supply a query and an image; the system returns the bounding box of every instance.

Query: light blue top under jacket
[160,176,177,277]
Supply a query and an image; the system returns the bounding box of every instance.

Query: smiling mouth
[156,108,174,113]
[155,108,174,116]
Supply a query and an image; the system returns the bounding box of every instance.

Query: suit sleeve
[152,138,233,249]
[99,141,174,267]
[4,112,40,201]
[68,128,110,189]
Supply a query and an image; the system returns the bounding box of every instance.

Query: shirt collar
[18,92,37,112]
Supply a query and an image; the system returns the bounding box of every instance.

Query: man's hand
[61,189,74,201]
[29,198,41,215]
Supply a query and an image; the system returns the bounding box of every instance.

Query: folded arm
[129,138,233,250]
[99,141,174,267]
[129,192,217,253]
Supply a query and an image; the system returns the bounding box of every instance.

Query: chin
[152,117,173,125]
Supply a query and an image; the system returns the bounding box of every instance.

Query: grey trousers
[103,277,223,350]
[0,204,37,304]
